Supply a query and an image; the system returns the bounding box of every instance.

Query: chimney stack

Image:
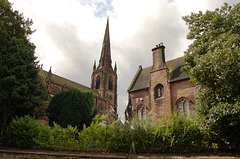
[152,42,166,71]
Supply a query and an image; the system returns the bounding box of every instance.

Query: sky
[9,0,239,121]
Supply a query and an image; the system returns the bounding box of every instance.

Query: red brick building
[125,43,196,121]
[39,18,118,123]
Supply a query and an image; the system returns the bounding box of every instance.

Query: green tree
[182,3,240,149]
[47,89,97,130]
[0,0,48,136]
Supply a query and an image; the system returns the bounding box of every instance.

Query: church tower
[91,18,118,122]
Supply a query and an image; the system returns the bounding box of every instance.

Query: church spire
[98,17,112,69]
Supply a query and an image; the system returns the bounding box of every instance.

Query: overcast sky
[9,0,239,120]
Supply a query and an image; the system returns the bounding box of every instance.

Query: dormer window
[154,84,164,99]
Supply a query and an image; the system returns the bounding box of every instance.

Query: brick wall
[129,89,150,118]
[170,79,196,112]
[150,68,172,121]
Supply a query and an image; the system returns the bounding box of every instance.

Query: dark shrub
[47,89,97,130]
[4,115,39,148]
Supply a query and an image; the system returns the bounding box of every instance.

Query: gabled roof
[127,66,151,92]
[41,70,100,96]
[128,57,189,92]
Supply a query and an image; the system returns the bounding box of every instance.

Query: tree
[0,0,48,136]
[182,3,240,149]
[47,89,97,130]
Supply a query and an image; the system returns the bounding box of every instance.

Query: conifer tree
[0,0,48,135]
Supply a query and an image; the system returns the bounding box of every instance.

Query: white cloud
[9,0,239,120]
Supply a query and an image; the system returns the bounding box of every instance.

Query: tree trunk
[0,115,8,136]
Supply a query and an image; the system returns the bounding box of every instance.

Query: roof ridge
[43,70,89,89]
[166,56,184,63]
[42,70,99,96]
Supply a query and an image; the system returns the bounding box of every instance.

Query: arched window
[138,109,142,120]
[154,84,164,99]
[108,78,113,91]
[176,97,192,115]
[96,76,100,89]
[142,107,146,120]
[137,106,147,120]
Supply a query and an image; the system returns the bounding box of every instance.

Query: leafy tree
[0,0,48,136]
[47,89,97,130]
[182,3,240,149]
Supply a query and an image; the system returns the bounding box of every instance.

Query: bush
[3,115,39,148]
[2,113,211,153]
[166,113,210,153]
[33,123,55,149]
[47,89,97,130]
[108,114,210,153]
[34,122,79,150]
[108,118,156,153]
[78,115,112,151]
[52,123,80,150]
[107,120,132,152]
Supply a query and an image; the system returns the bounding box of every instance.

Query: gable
[128,66,151,92]
[128,57,189,92]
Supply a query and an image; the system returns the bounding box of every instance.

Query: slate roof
[128,57,189,92]
[41,70,100,96]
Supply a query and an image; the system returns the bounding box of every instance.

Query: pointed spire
[98,17,112,69]
[93,60,96,71]
[114,61,117,73]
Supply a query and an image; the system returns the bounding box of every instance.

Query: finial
[114,61,117,73]
[93,60,96,71]
[49,66,52,73]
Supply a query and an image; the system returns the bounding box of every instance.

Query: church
[125,43,197,121]
[39,18,118,123]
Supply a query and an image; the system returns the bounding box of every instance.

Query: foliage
[109,114,210,153]
[3,115,39,148]
[78,115,112,151]
[33,123,55,149]
[34,122,79,150]
[47,89,97,130]
[0,0,48,136]
[203,101,240,149]
[153,113,211,153]
[106,120,131,152]
[2,114,210,153]
[182,3,240,149]
[51,123,79,150]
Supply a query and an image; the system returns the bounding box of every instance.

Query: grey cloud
[44,21,99,87]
